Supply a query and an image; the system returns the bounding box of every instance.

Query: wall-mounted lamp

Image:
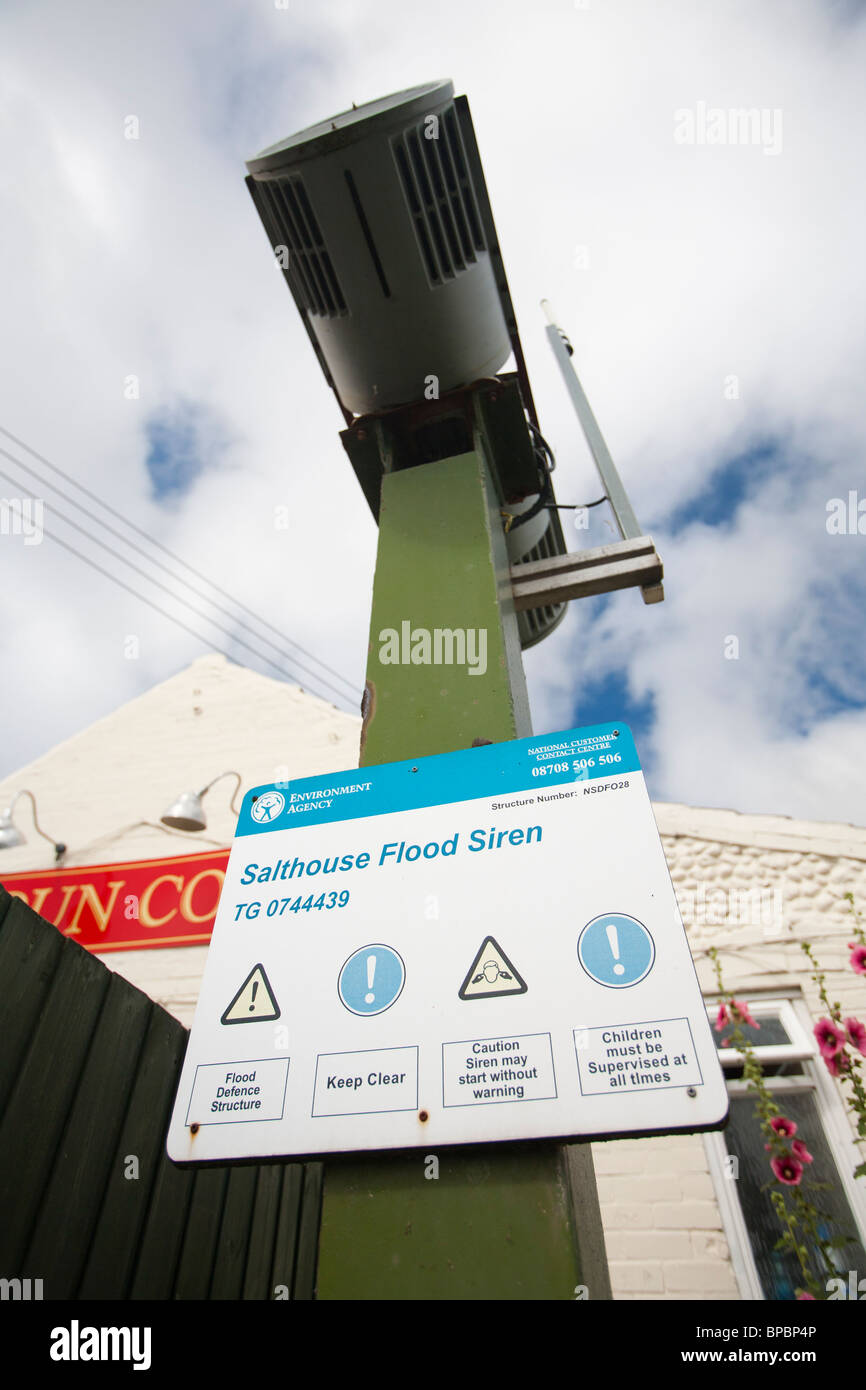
[160,771,243,833]
[0,790,67,862]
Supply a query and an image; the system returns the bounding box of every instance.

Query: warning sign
[312,1046,418,1117]
[167,720,729,1164]
[574,1018,703,1096]
[442,1033,556,1106]
[458,937,527,1000]
[187,1058,289,1125]
[221,964,280,1025]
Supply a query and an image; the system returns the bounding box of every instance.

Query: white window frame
[703,992,866,1301]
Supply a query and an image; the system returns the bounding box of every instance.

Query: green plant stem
[709,948,833,1299]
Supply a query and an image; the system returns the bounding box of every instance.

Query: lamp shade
[160,791,207,833]
[0,811,25,850]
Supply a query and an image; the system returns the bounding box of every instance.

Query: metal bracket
[510,535,664,609]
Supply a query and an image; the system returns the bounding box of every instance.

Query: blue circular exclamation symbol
[577,913,655,988]
[338,944,405,1016]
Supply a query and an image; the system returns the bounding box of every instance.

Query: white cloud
[0,0,863,825]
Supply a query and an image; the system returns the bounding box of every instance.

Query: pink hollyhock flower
[730,999,760,1028]
[845,1018,866,1055]
[797,1292,816,1300]
[814,1017,845,1056]
[824,1050,851,1078]
[771,1155,804,1185]
[770,1116,797,1138]
[714,1003,730,1031]
[792,1139,813,1164]
[850,945,866,976]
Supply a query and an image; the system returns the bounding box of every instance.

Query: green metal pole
[315,449,611,1299]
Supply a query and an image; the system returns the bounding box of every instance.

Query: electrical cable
[546,497,608,511]
[528,422,557,472]
[0,424,358,698]
[0,444,357,702]
[502,437,556,532]
[0,463,357,711]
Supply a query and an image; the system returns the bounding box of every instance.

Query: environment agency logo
[251,791,285,824]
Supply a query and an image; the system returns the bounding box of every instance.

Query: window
[705,996,866,1300]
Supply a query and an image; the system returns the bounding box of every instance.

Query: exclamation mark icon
[365,954,377,1004]
[606,922,625,976]
[249,980,259,1012]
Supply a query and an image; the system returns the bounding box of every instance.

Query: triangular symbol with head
[221,963,280,1025]
[458,936,528,1000]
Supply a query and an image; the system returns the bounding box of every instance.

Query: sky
[0,0,864,824]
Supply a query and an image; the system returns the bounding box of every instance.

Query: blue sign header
[235,722,640,838]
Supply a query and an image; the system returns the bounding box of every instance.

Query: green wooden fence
[0,884,320,1300]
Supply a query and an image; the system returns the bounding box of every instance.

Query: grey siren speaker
[245,81,513,416]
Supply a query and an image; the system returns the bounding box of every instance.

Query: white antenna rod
[541,300,642,542]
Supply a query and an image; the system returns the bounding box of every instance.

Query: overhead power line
[0,447,356,705]
[0,423,359,700]
[33,523,303,687]
[0,461,353,705]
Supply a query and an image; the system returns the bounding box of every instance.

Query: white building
[2,653,864,1300]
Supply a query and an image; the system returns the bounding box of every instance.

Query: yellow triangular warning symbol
[221,964,280,1025]
[458,937,528,1000]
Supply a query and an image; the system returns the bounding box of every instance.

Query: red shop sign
[0,849,230,952]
